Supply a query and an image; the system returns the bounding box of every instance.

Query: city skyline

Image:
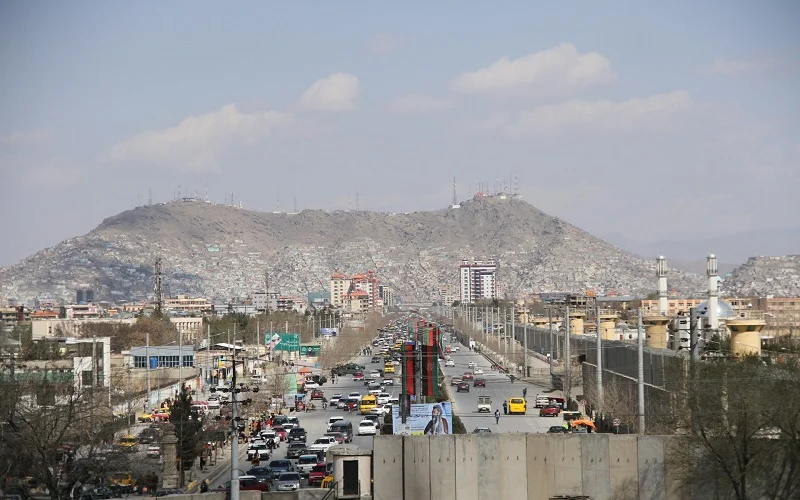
[1,1,799,266]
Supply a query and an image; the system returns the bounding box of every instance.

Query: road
[441,341,565,434]
[207,353,383,490]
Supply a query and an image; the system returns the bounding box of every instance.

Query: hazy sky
[1,1,798,266]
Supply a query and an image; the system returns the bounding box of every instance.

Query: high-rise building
[329,271,382,311]
[459,259,498,303]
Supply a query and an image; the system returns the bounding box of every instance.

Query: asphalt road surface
[441,343,566,434]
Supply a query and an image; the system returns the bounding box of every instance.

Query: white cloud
[367,33,405,54]
[297,73,361,112]
[0,128,55,146]
[502,91,694,138]
[702,57,780,75]
[387,93,452,114]
[450,43,615,96]
[109,103,295,172]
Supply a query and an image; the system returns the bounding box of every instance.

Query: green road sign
[300,344,321,356]
[265,332,301,352]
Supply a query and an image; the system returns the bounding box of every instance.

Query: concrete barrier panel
[454,434,480,500]
[404,436,432,500]
[498,433,528,499]
[638,436,666,500]
[526,434,551,500]
[476,433,500,499]
[549,434,583,496]
[429,435,456,500]
[608,434,638,500]
[580,434,611,500]
[373,435,404,500]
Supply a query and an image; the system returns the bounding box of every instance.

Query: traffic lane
[444,349,562,434]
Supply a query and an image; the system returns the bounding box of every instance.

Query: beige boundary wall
[373,434,686,500]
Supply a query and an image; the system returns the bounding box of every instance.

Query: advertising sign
[391,401,453,435]
[299,345,321,356]
[320,327,338,337]
[265,332,301,352]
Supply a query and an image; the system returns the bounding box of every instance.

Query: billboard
[391,401,453,435]
[299,344,321,356]
[265,332,301,352]
[320,327,338,337]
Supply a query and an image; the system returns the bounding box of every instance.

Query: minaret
[707,253,719,331]
[656,255,668,313]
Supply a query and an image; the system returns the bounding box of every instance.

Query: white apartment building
[459,259,498,304]
[330,273,352,307]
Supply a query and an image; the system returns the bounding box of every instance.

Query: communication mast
[154,257,164,313]
[452,177,457,205]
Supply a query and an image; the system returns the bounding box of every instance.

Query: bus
[359,394,378,415]
[383,362,395,374]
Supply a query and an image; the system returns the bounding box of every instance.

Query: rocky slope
[722,255,800,297]
[1,195,708,304]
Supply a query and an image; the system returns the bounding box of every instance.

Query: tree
[169,386,202,487]
[666,358,800,499]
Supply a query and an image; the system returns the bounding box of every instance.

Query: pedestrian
[522,388,527,399]
[199,455,206,471]
[199,480,209,493]
[494,409,500,425]
[502,400,508,415]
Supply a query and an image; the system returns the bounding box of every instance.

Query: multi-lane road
[441,340,566,434]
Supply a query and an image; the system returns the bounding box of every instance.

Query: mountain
[722,255,800,297]
[603,227,800,266]
[0,196,708,305]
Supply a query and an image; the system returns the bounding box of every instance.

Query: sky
[1,1,798,266]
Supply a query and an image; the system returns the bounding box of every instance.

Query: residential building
[253,291,279,312]
[171,316,204,342]
[352,271,380,309]
[330,271,383,312]
[330,273,352,307]
[1,306,30,329]
[348,290,371,314]
[379,285,395,307]
[459,259,498,304]
[164,294,212,314]
[276,296,305,313]
[66,303,102,319]
[641,298,706,316]
[753,297,800,336]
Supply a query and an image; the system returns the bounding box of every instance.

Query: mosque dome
[695,299,736,319]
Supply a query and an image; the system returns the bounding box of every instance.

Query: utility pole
[414,321,422,401]
[637,308,646,435]
[207,324,211,392]
[179,327,183,392]
[564,302,571,402]
[146,332,151,410]
[595,298,603,413]
[548,306,554,378]
[511,306,516,355]
[523,319,528,378]
[230,348,240,500]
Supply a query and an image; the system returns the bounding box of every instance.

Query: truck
[477,396,492,413]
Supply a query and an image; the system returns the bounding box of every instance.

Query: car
[282,423,297,432]
[456,382,470,393]
[304,381,319,390]
[297,454,322,476]
[337,399,349,409]
[327,416,345,431]
[309,436,337,452]
[472,427,492,433]
[377,392,391,405]
[310,389,325,400]
[146,445,161,458]
[352,372,365,381]
[246,466,274,483]
[269,459,295,474]
[363,414,381,426]
[288,427,307,443]
[247,443,269,461]
[535,396,551,408]
[286,442,308,459]
[363,377,375,386]
[334,363,366,375]
[272,427,287,441]
[379,403,393,415]
[368,387,382,396]
[468,361,476,369]
[473,368,484,375]
[117,435,138,451]
[539,405,561,417]
[473,378,486,387]
[271,415,289,427]
[324,432,345,444]
[234,475,271,492]
[348,391,361,399]
[347,397,360,410]
[259,430,277,443]
[329,394,343,405]
[358,420,378,436]
[462,373,474,381]
[207,397,220,409]
[548,426,570,434]
[371,356,381,363]
[451,377,463,386]
[369,370,381,378]
[274,472,301,492]
[445,359,455,367]
[383,378,394,386]
[308,463,333,487]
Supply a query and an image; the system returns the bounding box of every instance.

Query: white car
[327,416,345,432]
[207,398,220,409]
[379,403,393,415]
[309,436,337,452]
[445,359,455,367]
[382,378,394,386]
[358,420,377,436]
[329,394,343,405]
[369,370,381,378]
[474,368,484,375]
[348,392,361,399]
[368,388,382,396]
[377,393,391,405]
[468,361,476,369]
[304,381,319,390]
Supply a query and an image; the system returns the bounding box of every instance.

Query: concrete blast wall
[374,434,675,500]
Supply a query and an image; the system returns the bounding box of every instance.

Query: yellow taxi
[383,362,395,374]
[117,435,138,451]
[508,397,527,415]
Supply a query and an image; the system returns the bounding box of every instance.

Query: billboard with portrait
[391,401,453,435]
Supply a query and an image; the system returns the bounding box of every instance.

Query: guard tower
[569,310,586,335]
[532,316,550,330]
[727,310,766,357]
[598,309,618,340]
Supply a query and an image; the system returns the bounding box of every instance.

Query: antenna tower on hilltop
[148,188,153,205]
[153,257,164,313]
[356,190,360,211]
[452,177,457,205]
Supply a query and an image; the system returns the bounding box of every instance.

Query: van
[534,396,550,408]
[327,416,345,432]
[477,396,492,413]
[328,421,353,443]
[508,397,526,415]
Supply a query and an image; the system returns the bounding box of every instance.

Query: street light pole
[230,350,240,500]
[564,302,571,402]
[637,308,646,435]
[548,307,554,379]
[146,332,151,410]
[595,298,603,413]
